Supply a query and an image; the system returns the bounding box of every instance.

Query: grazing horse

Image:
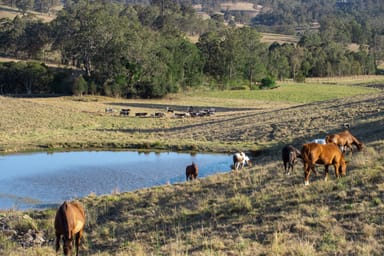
[301,143,347,185]
[325,130,364,154]
[55,201,86,256]
[233,152,252,170]
[281,145,301,175]
[186,162,198,181]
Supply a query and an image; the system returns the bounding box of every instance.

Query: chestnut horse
[186,162,198,181]
[301,143,347,185]
[55,201,86,256]
[325,130,364,154]
[281,145,301,175]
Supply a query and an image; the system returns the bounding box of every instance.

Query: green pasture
[194,82,380,104]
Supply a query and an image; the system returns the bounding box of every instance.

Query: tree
[236,27,267,85]
[72,75,87,96]
[15,0,34,15]
[267,43,290,80]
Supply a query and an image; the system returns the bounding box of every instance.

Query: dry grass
[0,4,59,22]
[0,78,384,255]
[0,77,382,154]
[260,32,299,44]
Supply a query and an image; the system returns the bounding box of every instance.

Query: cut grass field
[0,76,383,255]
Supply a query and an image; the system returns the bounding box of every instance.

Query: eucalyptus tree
[267,43,290,80]
[52,0,126,77]
[235,27,267,85]
[15,0,34,15]
[197,31,226,83]
[19,20,51,59]
[0,61,52,94]
[0,16,26,57]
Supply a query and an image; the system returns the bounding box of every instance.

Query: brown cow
[301,143,347,185]
[325,130,364,154]
[186,162,198,181]
[55,201,86,256]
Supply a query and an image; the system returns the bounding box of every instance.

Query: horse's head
[357,143,365,151]
[63,237,73,255]
[245,156,252,167]
[340,160,348,177]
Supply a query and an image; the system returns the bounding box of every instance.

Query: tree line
[0,0,381,97]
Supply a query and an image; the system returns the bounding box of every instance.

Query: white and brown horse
[233,152,252,170]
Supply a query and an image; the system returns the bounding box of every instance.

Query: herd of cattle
[105,106,216,118]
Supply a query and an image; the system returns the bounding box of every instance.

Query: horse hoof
[304,181,309,186]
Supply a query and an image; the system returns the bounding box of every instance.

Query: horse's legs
[324,165,329,181]
[334,163,340,178]
[55,233,60,253]
[75,231,82,256]
[304,162,311,185]
[288,162,293,175]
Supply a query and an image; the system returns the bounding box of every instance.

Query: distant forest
[0,0,383,97]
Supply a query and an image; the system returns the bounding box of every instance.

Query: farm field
[0,76,384,255]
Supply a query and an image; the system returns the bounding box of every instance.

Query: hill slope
[0,83,383,255]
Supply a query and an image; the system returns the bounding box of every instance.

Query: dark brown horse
[55,201,86,256]
[301,143,347,185]
[281,145,301,175]
[325,130,364,154]
[186,162,198,181]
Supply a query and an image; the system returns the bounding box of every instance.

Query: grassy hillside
[0,76,383,255]
[0,4,59,22]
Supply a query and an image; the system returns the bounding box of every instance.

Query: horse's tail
[294,147,302,159]
[301,145,311,165]
[61,201,71,240]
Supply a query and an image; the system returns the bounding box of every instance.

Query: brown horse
[186,162,198,181]
[281,145,301,175]
[301,143,347,185]
[325,130,364,154]
[55,201,86,256]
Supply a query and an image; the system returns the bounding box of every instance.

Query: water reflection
[0,151,231,210]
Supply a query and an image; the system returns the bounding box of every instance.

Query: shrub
[259,77,277,89]
[72,75,87,96]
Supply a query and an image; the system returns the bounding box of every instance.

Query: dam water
[0,151,231,210]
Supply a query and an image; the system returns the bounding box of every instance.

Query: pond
[0,151,232,210]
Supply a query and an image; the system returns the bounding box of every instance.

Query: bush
[260,77,277,89]
[72,75,87,96]
[294,73,306,83]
